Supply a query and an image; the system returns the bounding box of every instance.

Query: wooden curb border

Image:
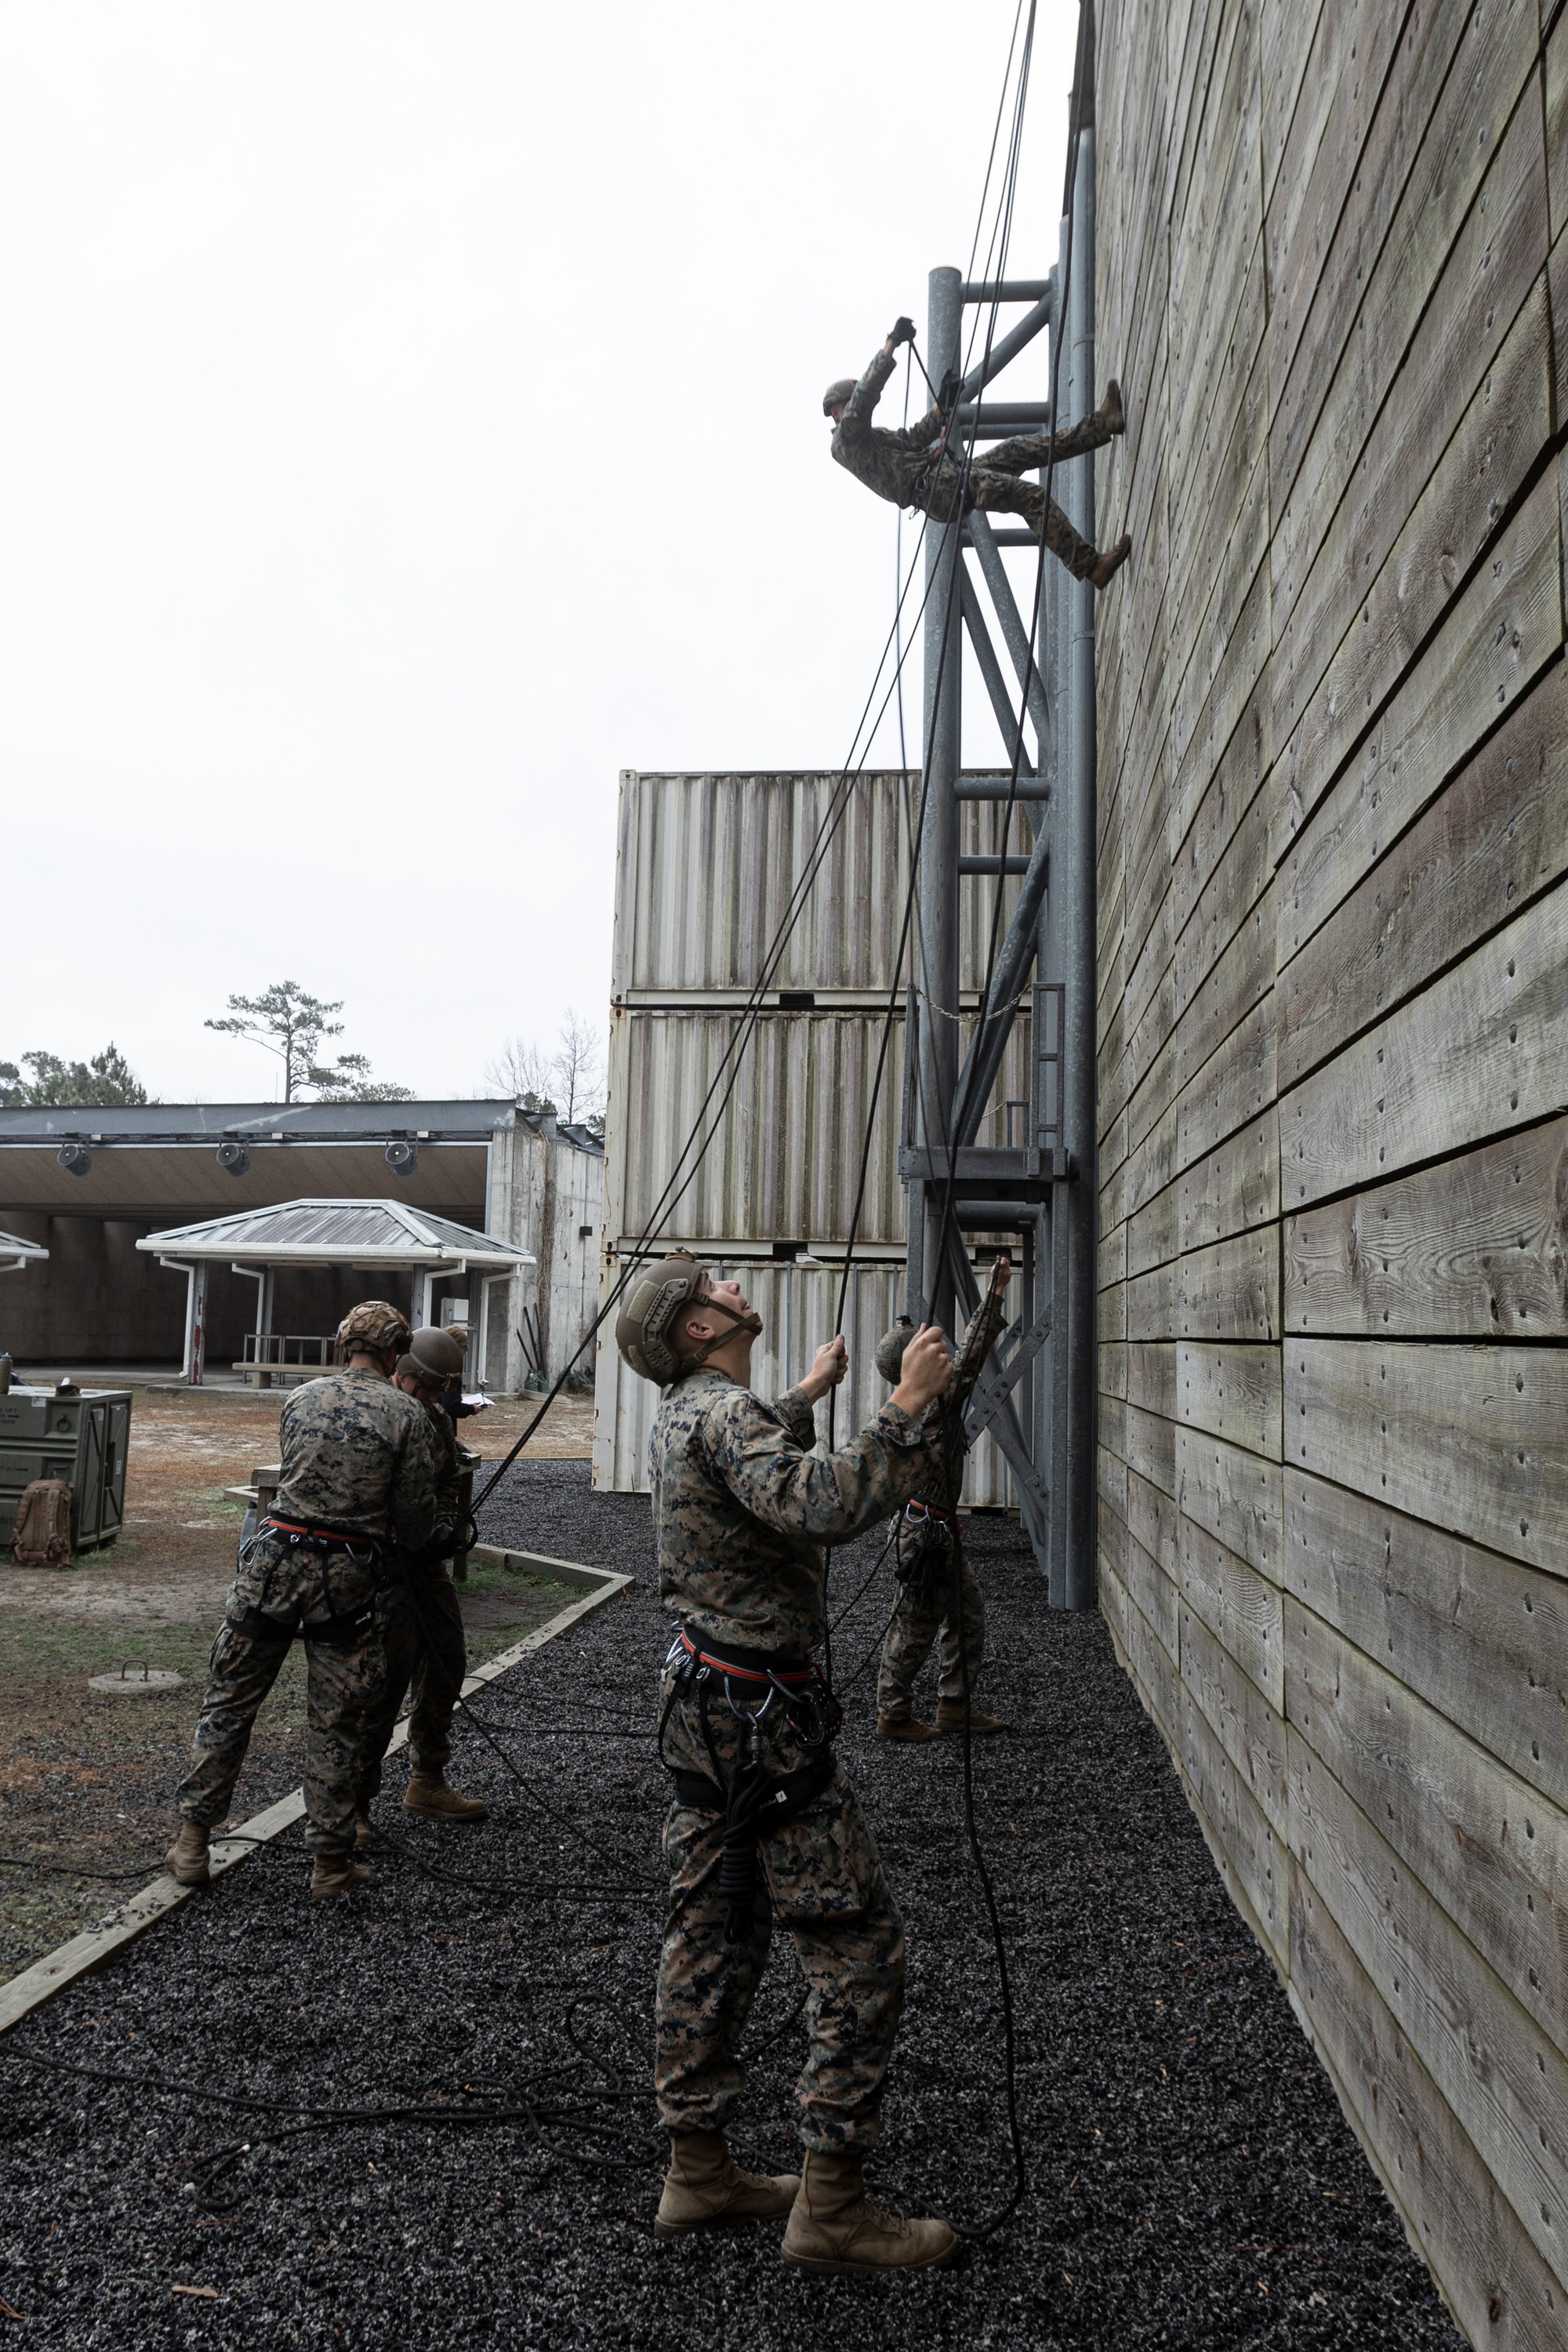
[0,1560,631,2038]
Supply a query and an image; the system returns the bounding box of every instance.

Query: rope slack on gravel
[0,1462,1459,2350]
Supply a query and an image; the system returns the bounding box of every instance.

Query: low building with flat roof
[0,1099,601,1390]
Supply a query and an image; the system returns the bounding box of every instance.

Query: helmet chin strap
[684,1294,764,1369]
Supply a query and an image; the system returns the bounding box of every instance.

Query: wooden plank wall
[1092,0,1568,2338]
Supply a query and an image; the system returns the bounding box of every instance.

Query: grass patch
[0,1572,583,1981]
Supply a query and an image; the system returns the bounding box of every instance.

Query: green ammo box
[0,1385,132,1555]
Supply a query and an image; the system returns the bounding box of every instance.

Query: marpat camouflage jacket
[271,1367,439,1552]
[830,344,947,508]
[650,1370,940,1658]
[423,1398,463,1520]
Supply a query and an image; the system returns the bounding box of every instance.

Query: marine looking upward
[615,1252,975,2273]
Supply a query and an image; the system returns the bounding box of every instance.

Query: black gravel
[0,1461,1458,2350]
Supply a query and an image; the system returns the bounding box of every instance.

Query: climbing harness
[227,1515,383,1649]
[893,1494,956,1606]
[658,1625,842,1943]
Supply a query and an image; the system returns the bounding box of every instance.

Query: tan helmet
[874,1317,916,1385]
[823,377,856,417]
[336,1299,413,1363]
[874,1316,953,1386]
[397,1326,465,1392]
[614,1254,761,1386]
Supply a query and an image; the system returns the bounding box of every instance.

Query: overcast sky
[1,2,1075,1105]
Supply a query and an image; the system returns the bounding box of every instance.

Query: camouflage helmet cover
[615,1255,708,1387]
[874,1316,953,1386]
[874,1317,916,1386]
[336,1299,413,1361]
[397,1325,465,1390]
[823,377,857,416]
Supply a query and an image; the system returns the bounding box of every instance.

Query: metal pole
[1063,126,1098,1610]
[1042,214,1071,1604]
[917,263,964,1339]
[189,1262,208,1388]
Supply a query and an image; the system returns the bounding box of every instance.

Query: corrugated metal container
[591,1258,1016,1508]
[0,1385,132,1552]
[601,1008,1033,1251]
[613,771,1033,1000]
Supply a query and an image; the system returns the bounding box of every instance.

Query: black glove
[938,367,962,413]
[408,1521,456,1571]
[889,314,916,347]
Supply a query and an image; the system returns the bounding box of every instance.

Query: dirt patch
[0,1384,592,1980]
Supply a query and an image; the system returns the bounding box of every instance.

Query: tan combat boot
[405,1771,488,1823]
[935,1698,1006,1737]
[654,2129,800,2239]
[310,1848,371,1900]
[1090,533,1132,592]
[354,1807,374,1847]
[875,1714,940,1744]
[780,2147,960,2274]
[165,1822,210,1887]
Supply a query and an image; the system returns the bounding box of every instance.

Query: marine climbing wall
[1091,0,1568,2337]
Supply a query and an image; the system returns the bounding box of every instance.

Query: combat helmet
[615,1255,760,1386]
[336,1299,413,1364]
[822,377,857,416]
[397,1325,465,1392]
[874,1316,916,1385]
[874,1315,955,1387]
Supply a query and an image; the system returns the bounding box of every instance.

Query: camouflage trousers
[176,1613,384,1857]
[358,1572,468,1799]
[876,1544,985,1721]
[920,410,1115,579]
[655,1669,905,2154]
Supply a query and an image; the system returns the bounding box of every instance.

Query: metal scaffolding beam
[902,49,1097,1607]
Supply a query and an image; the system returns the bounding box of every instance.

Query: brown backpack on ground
[12,1478,72,1566]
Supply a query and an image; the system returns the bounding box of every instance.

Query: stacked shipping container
[593,768,1036,1496]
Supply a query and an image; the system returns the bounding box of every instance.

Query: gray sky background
[1,2,1074,1104]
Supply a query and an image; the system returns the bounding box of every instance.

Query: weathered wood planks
[1287,1336,1568,1568]
[1098,0,1566,2327]
[1284,1116,1568,1338]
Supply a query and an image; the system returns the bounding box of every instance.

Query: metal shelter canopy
[0,1228,49,1276]
[136,1199,534,1386]
[903,4,1098,1609]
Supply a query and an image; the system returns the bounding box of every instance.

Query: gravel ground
[0,1461,1458,2350]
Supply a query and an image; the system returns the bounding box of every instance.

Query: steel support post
[1062,128,1098,1610]
[916,263,964,1340]
[188,1262,208,1388]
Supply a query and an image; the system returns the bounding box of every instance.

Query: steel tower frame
[901,24,1097,1608]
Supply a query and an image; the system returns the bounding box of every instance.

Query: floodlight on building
[57,1143,92,1178]
[384,1141,418,1177]
[216,1142,251,1178]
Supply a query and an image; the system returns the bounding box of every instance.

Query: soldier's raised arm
[699,1325,953,1544]
[948,1251,1013,1415]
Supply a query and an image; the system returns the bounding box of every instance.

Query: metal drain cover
[89,1665,185,1694]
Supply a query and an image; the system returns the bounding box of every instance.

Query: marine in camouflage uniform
[358,1383,477,1817]
[653,1368,942,2155]
[828,337,1124,583]
[876,1285,1010,1737]
[172,1310,437,1867]
[620,1256,967,2268]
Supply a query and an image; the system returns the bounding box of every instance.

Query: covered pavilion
[135,1199,533,1385]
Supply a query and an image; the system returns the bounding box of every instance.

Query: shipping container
[591,1256,1018,1508]
[601,1007,1033,1253]
[613,770,1033,1001]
